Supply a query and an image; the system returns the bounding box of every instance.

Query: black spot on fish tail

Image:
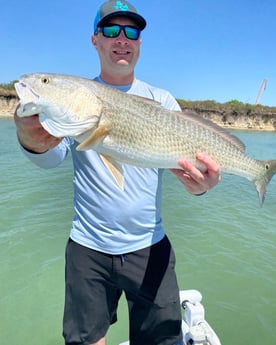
[255,159,276,206]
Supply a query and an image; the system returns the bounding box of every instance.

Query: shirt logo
[114,1,129,11]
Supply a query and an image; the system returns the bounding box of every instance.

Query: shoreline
[1,96,276,131]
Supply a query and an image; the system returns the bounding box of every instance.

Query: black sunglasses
[96,24,141,40]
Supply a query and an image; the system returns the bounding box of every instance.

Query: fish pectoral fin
[76,122,111,151]
[100,155,124,190]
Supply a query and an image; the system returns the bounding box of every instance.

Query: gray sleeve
[20,137,72,169]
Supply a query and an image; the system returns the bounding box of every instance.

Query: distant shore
[177,99,276,131]
[0,90,18,118]
[1,91,276,131]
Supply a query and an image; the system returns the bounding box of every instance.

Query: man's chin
[116,59,130,66]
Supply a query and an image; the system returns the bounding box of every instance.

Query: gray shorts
[63,236,182,345]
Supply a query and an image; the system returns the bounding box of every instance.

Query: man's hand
[14,112,62,153]
[170,152,221,195]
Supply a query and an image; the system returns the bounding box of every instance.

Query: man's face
[92,17,142,79]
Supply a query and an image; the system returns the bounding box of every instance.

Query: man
[14,1,220,344]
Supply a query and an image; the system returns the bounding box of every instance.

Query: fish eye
[41,76,50,84]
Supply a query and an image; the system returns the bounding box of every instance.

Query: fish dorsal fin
[128,93,162,107]
[178,110,246,152]
[76,120,111,151]
[100,155,124,190]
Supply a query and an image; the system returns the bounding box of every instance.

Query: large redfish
[15,73,276,204]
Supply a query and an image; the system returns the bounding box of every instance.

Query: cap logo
[114,1,129,11]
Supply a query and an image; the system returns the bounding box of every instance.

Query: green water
[1,118,276,344]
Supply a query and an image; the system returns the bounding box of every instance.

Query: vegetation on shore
[0,81,17,97]
[177,99,276,115]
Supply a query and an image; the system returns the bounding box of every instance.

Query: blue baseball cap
[94,0,147,33]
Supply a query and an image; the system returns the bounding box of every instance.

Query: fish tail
[255,160,276,206]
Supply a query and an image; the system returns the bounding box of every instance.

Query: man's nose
[115,30,129,43]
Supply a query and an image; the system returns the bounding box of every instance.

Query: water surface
[1,118,275,344]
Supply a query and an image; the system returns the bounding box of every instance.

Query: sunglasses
[96,24,141,40]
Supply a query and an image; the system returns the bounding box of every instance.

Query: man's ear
[91,34,97,49]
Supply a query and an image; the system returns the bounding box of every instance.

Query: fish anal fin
[100,155,124,190]
[76,121,111,151]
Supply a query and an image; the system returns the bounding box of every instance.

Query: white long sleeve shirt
[22,78,181,254]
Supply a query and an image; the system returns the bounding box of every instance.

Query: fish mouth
[15,82,41,117]
[15,81,39,103]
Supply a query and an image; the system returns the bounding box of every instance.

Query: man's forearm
[20,138,70,169]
